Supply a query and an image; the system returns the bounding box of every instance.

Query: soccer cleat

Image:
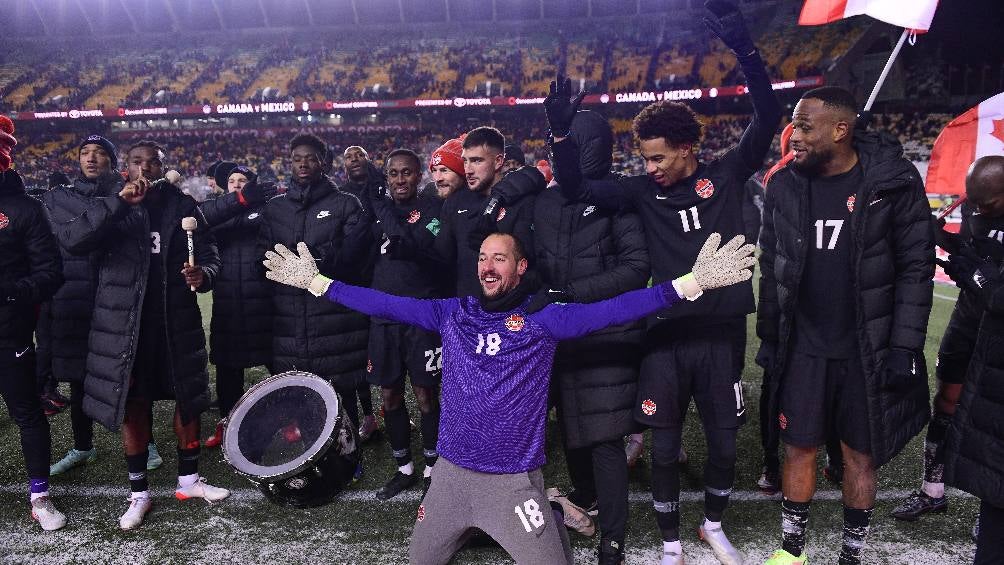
[31,496,67,531]
[891,490,947,521]
[376,471,418,501]
[41,395,65,416]
[146,443,163,471]
[174,478,230,503]
[698,523,743,565]
[203,421,224,449]
[50,448,97,476]
[758,466,781,495]
[358,414,380,443]
[119,495,152,530]
[763,548,807,564]
[661,549,685,565]
[626,436,645,467]
[546,487,596,537]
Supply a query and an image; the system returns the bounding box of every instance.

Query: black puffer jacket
[210,205,272,368]
[0,170,63,348]
[534,110,651,448]
[944,269,1004,507]
[756,129,934,466]
[46,182,220,430]
[257,176,371,385]
[38,173,123,382]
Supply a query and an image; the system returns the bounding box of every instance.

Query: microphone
[181,216,198,291]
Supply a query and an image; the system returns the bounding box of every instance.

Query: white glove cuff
[672,273,703,302]
[307,274,334,297]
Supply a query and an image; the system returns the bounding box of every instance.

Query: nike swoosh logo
[457,209,468,214]
[547,289,563,294]
[14,347,29,359]
[869,198,884,206]
[655,195,669,200]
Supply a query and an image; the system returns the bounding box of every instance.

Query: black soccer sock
[178,445,200,477]
[923,410,953,484]
[781,498,811,557]
[127,452,149,493]
[419,404,439,468]
[651,462,681,541]
[384,404,412,468]
[358,383,374,417]
[838,506,873,564]
[704,462,735,522]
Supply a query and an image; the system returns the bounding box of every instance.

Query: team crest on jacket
[846,195,856,213]
[641,399,657,416]
[505,313,524,332]
[417,504,426,522]
[0,211,7,230]
[695,178,715,199]
[407,210,421,224]
[496,207,507,221]
[779,412,788,430]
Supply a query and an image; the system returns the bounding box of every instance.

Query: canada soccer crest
[695,178,715,199]
[779,412,788,430]
[432,154,443,166]
[641,399,657,416]
[407,210,421,224]
[417,504,426,522]
[505,313,524,332]
[846,195,856,213]
[0,211,8,230]
[496,207,507,221]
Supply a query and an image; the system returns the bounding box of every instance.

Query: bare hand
[119,177,149,205]
[181,262,204,290]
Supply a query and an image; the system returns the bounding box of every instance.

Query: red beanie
[0,116,17,173]
[430,136,465,177]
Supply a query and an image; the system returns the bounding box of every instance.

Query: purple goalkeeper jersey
[326,281,682,473]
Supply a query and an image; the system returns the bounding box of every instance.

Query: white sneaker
[698,523,743,565]
[175,478,230,503]
[31,496,67,531]
[119,494,152,530]
[661,549,685,565]
[545,487,595,537]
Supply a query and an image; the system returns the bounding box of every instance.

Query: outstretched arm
[532,282,680,340]
[324,281,456,333]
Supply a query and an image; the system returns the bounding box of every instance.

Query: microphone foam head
[165,170,182,184]
[181,216,198,231]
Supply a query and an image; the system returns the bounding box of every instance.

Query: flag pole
[863,28,911,111]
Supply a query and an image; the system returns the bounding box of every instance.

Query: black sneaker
[376,471,418,501]
[598,539,625,565]
[891,490,948,521]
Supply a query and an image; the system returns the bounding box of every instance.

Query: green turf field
[0,284,976,564]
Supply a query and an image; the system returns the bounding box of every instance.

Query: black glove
[467,196,503,252]
[884,347,918,387]
[544,74,585,138]
[703,0,756,57]
[525,288,571,314]
[240,180,278,207]
[754,340,776,370]
[932,215,962,254]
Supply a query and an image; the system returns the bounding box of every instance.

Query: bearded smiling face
[478,234,527,299]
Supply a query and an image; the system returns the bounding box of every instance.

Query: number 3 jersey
[792,162,863,359]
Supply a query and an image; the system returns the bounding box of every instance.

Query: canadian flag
[799,0,938,32]
[926,92,1004,195]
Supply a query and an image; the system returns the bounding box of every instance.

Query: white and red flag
[798,0,938,32]
[926,92,1004,196]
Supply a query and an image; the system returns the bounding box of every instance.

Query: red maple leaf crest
[992,118,1004,146]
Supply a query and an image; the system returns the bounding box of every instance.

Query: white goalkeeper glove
[263,242,333,297]
[672,232,756,300]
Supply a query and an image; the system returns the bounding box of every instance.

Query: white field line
[0,484,972,503]
[934,292,957,301]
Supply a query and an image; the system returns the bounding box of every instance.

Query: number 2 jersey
[324,280,685,474]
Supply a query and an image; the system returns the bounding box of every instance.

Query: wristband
[672,273,703,301]
[307,274,334,297]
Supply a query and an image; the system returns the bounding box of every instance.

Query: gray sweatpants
[409,457,573,565]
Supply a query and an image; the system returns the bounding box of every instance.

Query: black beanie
[206,160,223,179]
[504,144,526,166]
[227,165,257,187]
[213,161,238,190]
[78,135,118,169]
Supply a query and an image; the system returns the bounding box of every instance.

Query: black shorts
[779,350,870,454]
[366,322,442,388]
[635,322,747,430]
[936,295,981,385]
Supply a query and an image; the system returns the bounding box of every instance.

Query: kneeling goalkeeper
[263,231,754,565]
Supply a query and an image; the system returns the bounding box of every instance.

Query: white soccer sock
[663,540,682,553]
[423,465,433,478]
[702,518,722,531]
[399,462,414,476]
[30,490,49,502]
[178,473,200,488]
[921,480,945,499]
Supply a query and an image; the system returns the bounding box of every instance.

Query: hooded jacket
[756,129,935,466]
[533,111,650,448]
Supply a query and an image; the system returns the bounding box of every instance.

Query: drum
[222,371,360,507]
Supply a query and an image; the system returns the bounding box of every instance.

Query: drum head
[223,371,340,481]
